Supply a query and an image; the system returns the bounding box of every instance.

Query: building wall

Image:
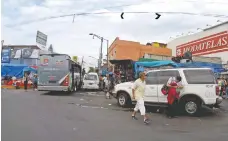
[108,37,172,61]
[167,21,228,64]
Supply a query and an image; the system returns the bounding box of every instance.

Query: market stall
[134,61,177,78]
[109,59,135,83]
[134,60,225,77]
[1,64,38,89]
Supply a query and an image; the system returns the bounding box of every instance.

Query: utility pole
[1,40,4,63]
[1,40,4,48]
[106,40,109,71]
[1,40,4,53]
[81,56,84,68]
[98,38,103,72]
[89,33,109,74]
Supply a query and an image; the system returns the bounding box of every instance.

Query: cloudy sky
[1,0,228,67]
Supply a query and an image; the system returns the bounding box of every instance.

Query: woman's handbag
[161,84,169,95]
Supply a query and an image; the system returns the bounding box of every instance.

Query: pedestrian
[224,78,228,99]
[131,72,150,124]
[23,73,29,92]
[166,76,183,118]
[33,74,38,91]
[82,68,86,76]
[106,72,115,99]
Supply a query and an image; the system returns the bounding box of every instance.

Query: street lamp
[89,33,109,73]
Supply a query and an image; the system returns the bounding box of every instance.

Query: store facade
[1,45,42,66]
[167,21,228,64]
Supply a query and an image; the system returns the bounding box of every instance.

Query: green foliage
[88,67,95,73]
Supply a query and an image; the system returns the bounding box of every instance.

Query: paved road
[2,89,228,141]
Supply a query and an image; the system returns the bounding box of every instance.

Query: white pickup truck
[112,68,223,116]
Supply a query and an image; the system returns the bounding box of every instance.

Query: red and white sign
[176,31,228,56]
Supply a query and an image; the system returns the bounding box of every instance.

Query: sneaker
[144,119,150,124]
[132,116,138,120]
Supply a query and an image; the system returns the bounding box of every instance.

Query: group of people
[131,72,183,124]
[217,77,228,98]
[23,72,38,91]
[103,72,116,99]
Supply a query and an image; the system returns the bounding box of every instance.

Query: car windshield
[183,69,216,84]
[84,74,97,80]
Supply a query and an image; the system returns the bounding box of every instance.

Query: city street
[2,89,228,141]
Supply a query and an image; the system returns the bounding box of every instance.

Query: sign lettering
[176,31,228,56]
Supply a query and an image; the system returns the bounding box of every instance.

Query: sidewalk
[1,85,15,89]
[1,85,33,89]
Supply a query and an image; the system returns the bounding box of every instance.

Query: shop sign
[36,31,47,46]
[176,31,228,56]
[1,48,11,63]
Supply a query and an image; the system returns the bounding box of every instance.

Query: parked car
[111,68,223,116]
[82,72,99,90]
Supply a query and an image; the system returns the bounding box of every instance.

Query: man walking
[131,72,150,124]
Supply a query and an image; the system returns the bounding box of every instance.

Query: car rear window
[84,75,97,80]
[183,69,216,84]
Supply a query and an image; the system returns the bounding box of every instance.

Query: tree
[88,67,95,73]
[48,44,54,53]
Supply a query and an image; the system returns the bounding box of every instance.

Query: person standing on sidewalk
[23,73,29,92]
[33,74,38,91]
[131,72,150,124]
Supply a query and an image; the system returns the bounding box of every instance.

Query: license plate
[89,83,93,85]
[49,81,56,83]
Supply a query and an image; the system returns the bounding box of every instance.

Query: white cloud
[2,0,228,68]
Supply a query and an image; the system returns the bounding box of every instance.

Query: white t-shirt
[132,78,146,100]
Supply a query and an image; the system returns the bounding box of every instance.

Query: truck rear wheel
[181,99,201,116]
[180,95,202,116]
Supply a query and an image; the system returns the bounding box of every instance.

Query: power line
[4,0,228,27]
[5,11,228,27]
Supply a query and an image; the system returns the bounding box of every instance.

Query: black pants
[166,100,178,117]
[24,81,28,90]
